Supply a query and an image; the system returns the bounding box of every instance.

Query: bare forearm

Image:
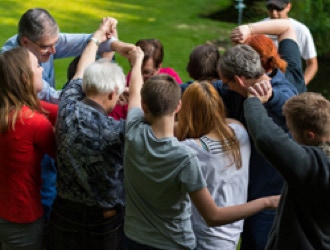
[73,40,98,79]
[190,187,279,227]
[207,197,277,227]
[304,58,318,85]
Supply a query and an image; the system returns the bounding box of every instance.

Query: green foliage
[290,0,330,56]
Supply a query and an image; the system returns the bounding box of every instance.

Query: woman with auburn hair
[0,47,56,250]
[176,81,251,250]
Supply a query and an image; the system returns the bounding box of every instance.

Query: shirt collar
[82,98,107,116]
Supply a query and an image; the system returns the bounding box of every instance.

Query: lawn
[0,0,237,89]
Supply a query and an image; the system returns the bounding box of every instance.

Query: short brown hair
[136,39,164,68]
[186,44,220,81]
[283,92,330,137]
[141,74,181,117]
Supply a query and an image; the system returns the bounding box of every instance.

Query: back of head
[82,59,125,96]
[0,47,40,132]
[219,44,264,80]
[19,8,59,42]
[136,38,164,68]
[245,34,287,73]
[141,74,181,117]
[177,80,227,140]
[186,44,220,81]
[177,80,242,168]
[283,92,330,138]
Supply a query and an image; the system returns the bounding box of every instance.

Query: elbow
[203,215,226,227]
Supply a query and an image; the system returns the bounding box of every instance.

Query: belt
[55,197,122,218]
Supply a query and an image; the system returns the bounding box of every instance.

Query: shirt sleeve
[33,113,56,159]
[244,97,330,188]
[37,80,62,104]
[40,101,58,126]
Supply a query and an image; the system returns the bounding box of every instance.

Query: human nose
[47,44,56,54]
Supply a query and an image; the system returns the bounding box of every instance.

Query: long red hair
[245,34,287,73]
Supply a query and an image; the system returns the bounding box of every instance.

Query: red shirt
[109,68,182,120]
[0,104,57,223]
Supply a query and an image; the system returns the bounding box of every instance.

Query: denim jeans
[41,155,57,222]
[240,209,276,250]
[46,198,124,250]
[40,154,57,222]
[0,217,44,250]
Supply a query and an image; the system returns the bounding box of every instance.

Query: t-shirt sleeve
[179,153,206,193]
[40,101,58,126]
[125,107,144,134]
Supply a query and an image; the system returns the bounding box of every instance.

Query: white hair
[82,59,125,96]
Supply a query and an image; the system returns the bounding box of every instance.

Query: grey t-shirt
[124,107,206,250]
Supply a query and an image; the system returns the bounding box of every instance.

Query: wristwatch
[88,37,100,46]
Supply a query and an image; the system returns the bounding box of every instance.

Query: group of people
[0,1,329,250]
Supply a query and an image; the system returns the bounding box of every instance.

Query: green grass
[0,0,236,89]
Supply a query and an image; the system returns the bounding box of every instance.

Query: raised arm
[72,17,118,79]
[127,47,144,111]
[231,19,297,44]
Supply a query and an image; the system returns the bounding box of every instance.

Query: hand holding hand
[93,17,118,43]
[230,25,251,44]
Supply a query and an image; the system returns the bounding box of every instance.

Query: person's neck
[86,94,109,113]
[149,115,175,139]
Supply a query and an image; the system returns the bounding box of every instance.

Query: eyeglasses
[29,38,58,51]
[267,4,286,11]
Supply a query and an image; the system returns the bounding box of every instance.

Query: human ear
[20,36,30,47]
[174,100,182,114]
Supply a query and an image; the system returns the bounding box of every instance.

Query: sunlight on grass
[0,0,235,88]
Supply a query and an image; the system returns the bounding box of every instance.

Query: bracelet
[88,37,100,46]
[248,24,253,35]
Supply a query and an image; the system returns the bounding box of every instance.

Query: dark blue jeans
[46,198,124,250]
[240,209,275,250]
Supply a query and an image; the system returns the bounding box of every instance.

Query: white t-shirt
[264,17,317,60]
[183,122,251,250]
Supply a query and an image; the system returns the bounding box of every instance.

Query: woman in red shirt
[0,47,56,250]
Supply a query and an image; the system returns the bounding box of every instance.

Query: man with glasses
[265,0,318,86]
[1,8,117,104]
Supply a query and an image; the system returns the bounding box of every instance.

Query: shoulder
[126,107,144,132]
[1,35,19,52]
[159,68,182,83]
[228,121,249,140]
[21,106,52,128]
[290,18,310,31]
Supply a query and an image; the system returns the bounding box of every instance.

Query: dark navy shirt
[55,78,125,208]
